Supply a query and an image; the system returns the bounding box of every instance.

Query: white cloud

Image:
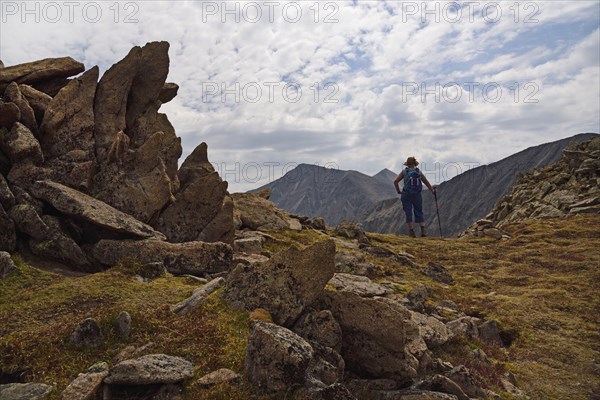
[1,0,598,192]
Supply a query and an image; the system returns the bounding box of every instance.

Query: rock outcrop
[232,189,302,231]
[461,136,600,237]
[0,56,84,89]
[246,321,314,394]
[224,239,336,327]
[104,354,194,385]
[0,45,233,273]
[91,239,232,277]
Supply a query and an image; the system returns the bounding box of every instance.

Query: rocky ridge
[0,42,235,275]
[460,137,600,238]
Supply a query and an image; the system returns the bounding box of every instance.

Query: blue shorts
[401,191,425,223]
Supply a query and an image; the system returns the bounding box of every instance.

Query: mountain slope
[256,134,597,236]
[255,164,398,226]
[362,133,598,236]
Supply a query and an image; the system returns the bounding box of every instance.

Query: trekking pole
[434,188,443,237]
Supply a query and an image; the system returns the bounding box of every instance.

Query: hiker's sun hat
[403,156,419,166]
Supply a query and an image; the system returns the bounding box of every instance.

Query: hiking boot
[421,227,427,237]
[409,229,416,238]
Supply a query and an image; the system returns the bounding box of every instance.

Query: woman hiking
[393,157,436,237]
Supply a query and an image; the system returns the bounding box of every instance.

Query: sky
[1,0,599,192]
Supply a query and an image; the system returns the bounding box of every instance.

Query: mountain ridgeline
[256,133,598,236]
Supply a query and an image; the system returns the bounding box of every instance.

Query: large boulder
[114,41,181,182]
[232,191,298,231]
[246,321,314,394]
[224,239,336,327]
[0,122,44,165]
[91,131,176,223]
[0,56,84,87]
[40,66,98,159]
[197,195,235,244]
[321,290,423,384]
[104,354,194,385]
[10,205,93,271]
[91,239,232,277]
[94,46,142,162]
[30,180,165,240]
[155,143,228,242]
[91,42,181,222]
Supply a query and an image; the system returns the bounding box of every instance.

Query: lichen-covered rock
[91,131,176,223]
[9,205,92,270]
[233,236,265,254]
[0,122,44,165]
[412,375,469,400]
[91,239,232,277]
[419,262,453,284]
[328,273,391,297]
[171,277,225,315]
[94,46,142,162]
[232,191,296,231]
[40,66,98,158]
[224,239,336,327]
[197,195,235,244]
[155,143,227,242]
[321,290,422,384]
[410,311,453,349]
[70,318,104,348]
[446,317,480,340]
[91,42,182,221]
[293,310,342,352]
[30,180,165,240]
[246,321,314,394]
[18,84,52,125]
[62,370,108,400]
[0,383,53,400]
[104,354,194,385]
[478,319,503,346]
[197,368,241,388]
[444,365,487,399]
[0,56,84,87]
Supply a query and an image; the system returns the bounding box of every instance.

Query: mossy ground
[0,259,268,399]
[368,214,599,400]
[1,214,598,400]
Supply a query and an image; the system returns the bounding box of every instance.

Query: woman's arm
[393,171,405,193]
[421,173,436,193]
